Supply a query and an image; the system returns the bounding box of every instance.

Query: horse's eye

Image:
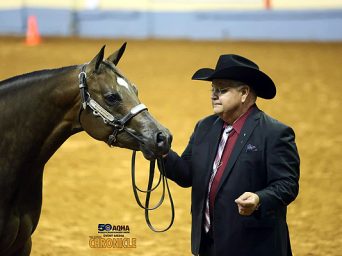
[104,92,121,106]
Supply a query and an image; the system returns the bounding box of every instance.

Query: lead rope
[131,151,175,232]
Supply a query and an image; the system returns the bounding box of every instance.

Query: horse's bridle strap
[88,99,115,122]
[119,104,147,125]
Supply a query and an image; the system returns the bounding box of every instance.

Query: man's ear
[88,45,105,73]
[106,42,127,66]
[241,86,250,103]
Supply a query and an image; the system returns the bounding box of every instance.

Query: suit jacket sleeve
[256,124,300,211]
[163,122,200,188]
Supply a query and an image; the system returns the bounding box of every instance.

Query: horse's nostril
[156,131,172,152]
[156,132,166,144]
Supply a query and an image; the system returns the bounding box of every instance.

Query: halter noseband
[78,64,148,146]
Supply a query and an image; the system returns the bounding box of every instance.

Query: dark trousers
[199,229,215,256]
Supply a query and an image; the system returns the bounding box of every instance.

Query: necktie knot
[224,125,233,134]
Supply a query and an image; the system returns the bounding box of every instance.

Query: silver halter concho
[78,64,147,146]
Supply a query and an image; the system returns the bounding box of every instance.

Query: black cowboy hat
[192,54,276,99]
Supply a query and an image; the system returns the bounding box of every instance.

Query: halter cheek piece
[78,64,147,146]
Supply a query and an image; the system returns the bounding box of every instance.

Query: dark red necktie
[204,125,234,233]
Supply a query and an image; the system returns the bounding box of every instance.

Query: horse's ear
[88,45,105,72]
[106,42,127,66]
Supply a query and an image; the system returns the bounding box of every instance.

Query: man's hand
[235,192,260,216]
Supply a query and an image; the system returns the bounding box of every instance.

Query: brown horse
[0,43,172,256]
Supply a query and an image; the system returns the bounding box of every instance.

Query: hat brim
[192,66,276,99]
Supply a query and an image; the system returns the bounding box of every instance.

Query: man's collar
[229,104,256,134]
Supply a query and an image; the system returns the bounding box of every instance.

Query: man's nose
[211,94,219,100]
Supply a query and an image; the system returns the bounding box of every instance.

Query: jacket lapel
[216,108,262,194]
[202,117,224,186]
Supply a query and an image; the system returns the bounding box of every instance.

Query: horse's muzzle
[156,131,172,153]
[140,130,172,160]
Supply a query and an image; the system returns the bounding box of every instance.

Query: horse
[0,43,172,256]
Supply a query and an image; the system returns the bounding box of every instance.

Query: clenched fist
[234,192,260,216]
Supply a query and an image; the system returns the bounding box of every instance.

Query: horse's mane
[0,65,78,89]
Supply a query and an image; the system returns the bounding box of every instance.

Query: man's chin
[213,108,223,116]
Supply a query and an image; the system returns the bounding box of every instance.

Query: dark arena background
[0,1,341,255]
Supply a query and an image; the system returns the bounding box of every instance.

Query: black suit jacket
[164,107,300,256]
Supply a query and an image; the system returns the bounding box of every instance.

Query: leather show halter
[78,64,147,146]
[78,64,174,232]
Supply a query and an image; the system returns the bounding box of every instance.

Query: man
[163,54,300,256]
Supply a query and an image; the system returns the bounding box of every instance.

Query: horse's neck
[0,65,82,169]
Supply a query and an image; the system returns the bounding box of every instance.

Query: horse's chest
[0,211,36,255]
[0,181,42,254]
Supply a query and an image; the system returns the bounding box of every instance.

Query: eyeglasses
[211,87,231,96]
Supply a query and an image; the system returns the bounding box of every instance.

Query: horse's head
[79,43,172,160]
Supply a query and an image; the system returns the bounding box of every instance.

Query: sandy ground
[0,37,341,256]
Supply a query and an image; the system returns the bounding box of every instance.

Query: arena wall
[0,0,341,41]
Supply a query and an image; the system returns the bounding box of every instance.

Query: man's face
[211,79,246,121]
